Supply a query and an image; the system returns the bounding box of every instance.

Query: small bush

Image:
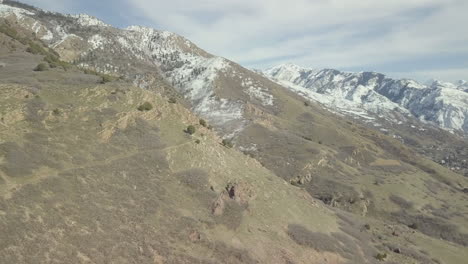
[304,101,310,107]
[33,63,48,71]
[137,102,153,111]
[100,74,113,84]
[52,108,60,116]
[44,55,71,70]
[26,41,48,55]
[375,253,387,261]
[186,125,196,135]
[168,97,177,104]
[222,139,234,148]
[199,119,207,127]
[83,68,96,75]
[0,24,18,39]
[81,68,113,83]
[195,139,201,144]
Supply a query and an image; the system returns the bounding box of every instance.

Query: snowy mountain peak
[265,63,315,75]
[428,79,455,89]
[457,80,468,91]
[264,64,468,134]
[264,63,320,86]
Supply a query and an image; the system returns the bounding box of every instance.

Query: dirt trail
[0,139,193,199]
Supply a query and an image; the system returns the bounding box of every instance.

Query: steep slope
[0,25,390,264]
[263,63,468,136]
[1,2,468,264]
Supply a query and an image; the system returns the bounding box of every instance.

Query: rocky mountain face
[263,63,468,136]
[1,1,468,264]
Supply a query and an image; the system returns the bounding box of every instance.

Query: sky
[19,0,468,83]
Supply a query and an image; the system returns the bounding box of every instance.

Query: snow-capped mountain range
[1,1,467,137]
[264,63,468,135]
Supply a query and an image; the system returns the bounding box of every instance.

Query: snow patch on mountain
[242,78,274,106]
[114,26,244,125]
[49,25,81,48]
[0,2,34,17]
[275,78,378,121]
[88,34,107,49]
[70,14,109,27]
[246,86,274,106]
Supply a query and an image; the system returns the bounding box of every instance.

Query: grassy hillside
[0,5,467,263]
[0,28,384,264]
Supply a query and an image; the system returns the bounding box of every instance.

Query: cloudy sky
[20,0,468,82]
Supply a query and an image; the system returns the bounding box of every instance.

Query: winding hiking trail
[0,139,193,199]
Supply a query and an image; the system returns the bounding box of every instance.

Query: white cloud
[126,0,468,82]
[389,68,468,83]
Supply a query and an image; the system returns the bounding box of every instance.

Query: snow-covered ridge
[83,20,244,127]
[264,64,468,134]
[0,2,252,134]
[242,77,274,106]
[70,14,109,27]
[5,1,465,137]
[0,2,34,17]
[0,2,241,127]
[125,25,173,38]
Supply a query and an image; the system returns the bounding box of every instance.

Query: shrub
[222,139,234,148]
[81,68,113,83]
[83,68,96,75]
[195,139,201,144]
[52,108,60,115]
[0,24,18,39]
[168,97,177,104]
[33,63,48,71]
[100,74,113,84]
[26,46,39,54]
[199,119,207,127]
[375,253,387,261]
[44,55,71,70]
[304,101,310,107]
[137,102,153,111]
[186,125,196,135]
[26,41,48,55]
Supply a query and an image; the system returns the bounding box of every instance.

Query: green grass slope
[0,29,390,264]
